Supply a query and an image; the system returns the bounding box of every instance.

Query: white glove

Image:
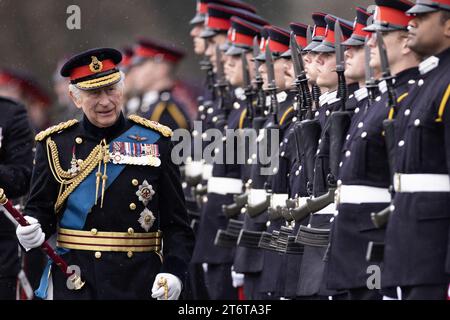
[151,273,182,300]
[231,269,244,288]
[16,216,45,251]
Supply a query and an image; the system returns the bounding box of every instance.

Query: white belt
[248,189,267,206]
[184,160,203,178]
[207,177,243,195]
[337,185,391,204]
[271,193,288,208]
[394,173,450,193]
[202,164,213,180]
[314,203,337,215]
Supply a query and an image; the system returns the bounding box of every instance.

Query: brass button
[127,251,133,258]
[128,227,134,235]
[132,179,139,186]
[75,137,83,144]
[95,251,102,259]
[129,203,137,210]
[91,228,98,235]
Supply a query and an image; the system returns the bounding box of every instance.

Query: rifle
[371,30,398,228]
[328,21,352,190]
[364,36,378,108]
[253,36,266,118]
[241,52,254,122]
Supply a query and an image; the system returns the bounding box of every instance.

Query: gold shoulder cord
[46,137,110,213]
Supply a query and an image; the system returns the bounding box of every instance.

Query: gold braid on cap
[35,120,79,142]
[46,137,110,213]
[128,114,173,137]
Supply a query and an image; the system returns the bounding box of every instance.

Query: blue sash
[35,124,160,299]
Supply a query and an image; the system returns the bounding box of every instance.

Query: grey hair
[69,70,126,101]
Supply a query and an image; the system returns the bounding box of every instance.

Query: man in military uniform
[0,97,34,299]
[382,0,450,300]
[15,48,194,300]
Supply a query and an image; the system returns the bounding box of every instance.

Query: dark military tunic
[325,69,419,297]
[25,113,194,299]
[0,97,34,299]
[383,48,450,294]
[297,84,360,298]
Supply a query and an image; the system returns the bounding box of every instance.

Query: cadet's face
[368,31,406,72]
[224,53,251,87]
[344,46,365,83]
[315,52,338,90]
[71,83,124,128]
[124,66,139,96]
[284,59,294,89]
[190,24,206,55]
[304,51,319,84]
[408,11,450,57]
[205,34,227,72]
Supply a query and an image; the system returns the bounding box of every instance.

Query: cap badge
[89,56,103,73]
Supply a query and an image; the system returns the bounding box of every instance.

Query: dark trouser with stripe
[205,263,237,300]
[183,262,210,300]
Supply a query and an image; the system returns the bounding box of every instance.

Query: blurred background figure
[0,69,51,132]
[125,38,194,130]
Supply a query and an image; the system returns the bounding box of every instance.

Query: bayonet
[265,42,279,124]
[241,51,254,121]
[364,36,378,106]
[334,20,347,111]
[253,36,265,117]
[306,25,313,45]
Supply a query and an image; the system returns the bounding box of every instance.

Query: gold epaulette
[35,119,79,142]
[128,114,173,137]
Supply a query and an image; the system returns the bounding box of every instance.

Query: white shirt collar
[354,87,368,102]
[419,55,439,75]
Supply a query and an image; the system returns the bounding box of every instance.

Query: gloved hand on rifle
[16,216,45,251]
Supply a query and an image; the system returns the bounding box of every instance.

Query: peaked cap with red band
[255,25,290,61]
[313,15,354,53]
[225,16,267,56]
[133,37,185,66]
[408,0,450,14]
[343,7,372,46]
[364,0,414,32]
[200,4,265,38]
[304,12,328,51]
[190,0,256,25]
[281,22,309,58]
[60,48,122,91]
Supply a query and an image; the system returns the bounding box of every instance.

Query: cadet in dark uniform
[324,4,407,300]
[16,48,194,300]
[0,97,34,299]
[383,0,450,300]
[295,15,356,300]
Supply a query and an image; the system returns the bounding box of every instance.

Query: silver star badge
[138,208,155,232]
[136,180,155,206]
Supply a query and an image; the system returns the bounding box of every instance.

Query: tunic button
[398,140,405,147]
[127,251,133,258]
[414,119,420,126]
[346,134,350,141]
[326,110,330,116]
[418,79,424,86]
[75,137,83,144]
[357,122,364,128]
[339,161,343,167]
[95,251,102,259]
[91,228,98,235]
[345,151,351,157]
[361,132,367,138]
[128,228,134,235]
[404,109,411,116]
[129,203,136,210]
[354,107,360,114]
[295,170,300,176]
[132,179,139,186]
